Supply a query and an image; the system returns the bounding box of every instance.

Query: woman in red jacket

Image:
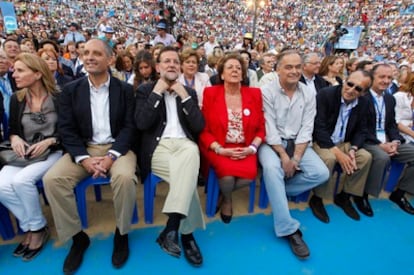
[199,53,265,223]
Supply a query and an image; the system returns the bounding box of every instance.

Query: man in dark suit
[310,70,373,223]
[43,39,137,273]
[135,46,205,267]
[362,63,414,215]
[300,52,329,95]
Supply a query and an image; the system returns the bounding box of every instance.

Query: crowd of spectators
[1,0,412,61]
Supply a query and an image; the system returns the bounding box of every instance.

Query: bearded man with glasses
[310,70,373,223]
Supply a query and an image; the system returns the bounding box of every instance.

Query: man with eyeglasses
[300,52,329,95]
[362,63,414,216]
[310,70,373,223]
[135,46,205,267]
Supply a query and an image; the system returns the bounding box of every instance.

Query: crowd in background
[1,0,412,60]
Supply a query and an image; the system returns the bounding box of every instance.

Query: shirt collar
[88,74,111,91]
[341,96,358,108]
[369,89,383,99]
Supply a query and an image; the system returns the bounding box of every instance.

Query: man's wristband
[106,152,118,161]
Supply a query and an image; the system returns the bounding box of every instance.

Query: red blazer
[199,85,265,152]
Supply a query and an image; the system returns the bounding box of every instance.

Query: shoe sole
[22,231,50,262]
[156,238,181,258]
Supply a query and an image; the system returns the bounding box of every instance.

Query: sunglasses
[345,81,364,93]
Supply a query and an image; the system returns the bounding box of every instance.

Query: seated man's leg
[392,143,414,194]
[286,146,330,196]
[43,153,89,243]
[109,150,138,235]
[363,144,390,197]
[152,139,201,217]
[310,143,336,199]
[342,147,372,196]
[152,138,204,266]
[258,144,299,237]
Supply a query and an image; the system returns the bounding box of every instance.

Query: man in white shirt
[135,46,205,267]
[203,35,219,56]
[259,50,329,259]
[44,39,137,273]
[362,64,414,215]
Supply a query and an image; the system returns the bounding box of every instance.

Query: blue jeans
[258,144,329,237]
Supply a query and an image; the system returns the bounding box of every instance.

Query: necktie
[72,32,76,42]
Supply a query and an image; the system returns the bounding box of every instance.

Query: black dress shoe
[354,194,374,217]
[308,195,330,223]
[181,237,203,267]
[156,230,181,258]
[22,227,50,261]
[390,192,414,215]
[220,211,232,224]
[112,228,129,268]
[285,230,310,259]
[334,192,360,221]
[13,242,29,257]
[63,232,90,275]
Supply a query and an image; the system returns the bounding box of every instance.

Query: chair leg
[258,176,269,209]
[75,185,89,229]
[206,169,220,218]
[0,203,15,240]
[144,173,162,224]
[385,161,405,193]
[94,185,102,202]
[248,180,256,213]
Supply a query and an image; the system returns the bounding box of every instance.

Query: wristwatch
[106,152,118,161]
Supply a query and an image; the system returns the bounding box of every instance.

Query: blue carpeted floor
[1,199,414,274]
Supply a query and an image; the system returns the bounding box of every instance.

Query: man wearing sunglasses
[362,63,414,216]
[310,70,373,223]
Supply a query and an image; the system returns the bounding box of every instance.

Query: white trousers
[0,151,62,232]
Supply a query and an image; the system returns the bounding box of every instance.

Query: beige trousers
[43,144,137,243]
[312,142,372,199]
[151,138,205,234]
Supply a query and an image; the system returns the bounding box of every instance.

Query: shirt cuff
[108,149,121,158]
[75,155,90,164]
[181,96,192,103]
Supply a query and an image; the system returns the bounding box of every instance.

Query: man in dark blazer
[43,39,137,273]
[300,52,329,95]
[363,63,414,215]
[135,46,205,267]
[310,70,373,223]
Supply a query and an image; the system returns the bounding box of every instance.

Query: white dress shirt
[261,79,316,145]
[162,91,187,139]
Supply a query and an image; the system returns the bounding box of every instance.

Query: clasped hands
[379,141,399,157]
[219,147,255,160]
[153,79,189,99]
[336,149,358,175]
[81,156,114,178]
[11,135,53,159]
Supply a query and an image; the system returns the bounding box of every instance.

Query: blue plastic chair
[35,180,49,205]
[1,112,9,141]
[205,168,256,217]
[143,172,163,224]
[258,176,310,209]
[384,160,405,193]
[0,202,15,240]
[74,176,139,228]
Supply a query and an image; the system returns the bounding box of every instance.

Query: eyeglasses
[346,81,364,93]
